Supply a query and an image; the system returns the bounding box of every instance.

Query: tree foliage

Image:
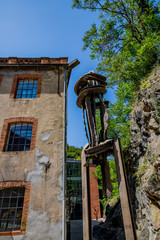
[72,0,160,88]
[67,144,82,160]
[107,82,135,149]
[72,0,160,149]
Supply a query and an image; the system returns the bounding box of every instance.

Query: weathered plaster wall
[0,68,66,240]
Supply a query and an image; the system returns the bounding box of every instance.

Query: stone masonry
[128,66,160,240]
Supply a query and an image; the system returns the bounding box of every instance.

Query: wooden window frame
[0,181,31,236]
[10,74,42,99]
[0,118,38,152]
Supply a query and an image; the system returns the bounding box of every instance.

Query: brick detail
[0,57,68,65]
[0,181,31,236]
[89,164,101,219]
[0,117,38,152]
[10,74,42,98]
[0,74,3,87]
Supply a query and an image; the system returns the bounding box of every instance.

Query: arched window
[10,74,42,99]
[0,117,38,152]
[5,123,33,151]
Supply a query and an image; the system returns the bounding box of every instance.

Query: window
[0,188,25,232]
[10,74,42,99]
[0,181,31,236]
[5,123,33,152]
[16,79,38,98]
[67,160,82,220]
[0,118,38,152]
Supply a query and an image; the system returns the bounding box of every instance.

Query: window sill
[0,230,25,236]
[0,150,35,155]
[12,98,38,100]
[1,150,32,153]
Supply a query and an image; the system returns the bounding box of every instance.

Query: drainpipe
[62,69,67,240]
[62,59,80,240]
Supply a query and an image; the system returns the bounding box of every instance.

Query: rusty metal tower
[74,72,136,240]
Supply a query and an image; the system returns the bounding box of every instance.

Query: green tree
[107,81,135,149]
[67,144,82,160]
[72,0,160,149]
[72,0,160,88]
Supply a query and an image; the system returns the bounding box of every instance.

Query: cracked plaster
[26,150,50,184]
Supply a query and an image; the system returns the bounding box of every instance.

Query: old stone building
[0,57,79,240]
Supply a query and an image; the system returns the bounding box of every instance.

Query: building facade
[0,57,79,240]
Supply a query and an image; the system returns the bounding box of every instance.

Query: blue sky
[0,0,115,147]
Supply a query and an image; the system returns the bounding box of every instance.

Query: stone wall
[128,66,160,240]
[0,68,66,240]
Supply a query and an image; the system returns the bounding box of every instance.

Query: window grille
[5,123,33,152]
[0,188,25,232]
[16,79,38,98]
[67,161,82,219]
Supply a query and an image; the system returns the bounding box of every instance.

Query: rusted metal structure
[74,72,136,240]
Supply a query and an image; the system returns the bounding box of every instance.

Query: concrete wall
[0,68,66,240]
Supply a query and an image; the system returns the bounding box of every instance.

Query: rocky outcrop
[93,66,160,240]
[93,201,125,240]
[128,66,160,239]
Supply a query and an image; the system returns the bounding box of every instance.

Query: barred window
[5,123,33,152]
[0,188,25,232]
[16,79,38,98]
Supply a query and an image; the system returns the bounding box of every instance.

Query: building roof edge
[0,57,68,66]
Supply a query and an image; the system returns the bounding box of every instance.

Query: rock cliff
[128,66,160,239]
[93,65,160,240]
